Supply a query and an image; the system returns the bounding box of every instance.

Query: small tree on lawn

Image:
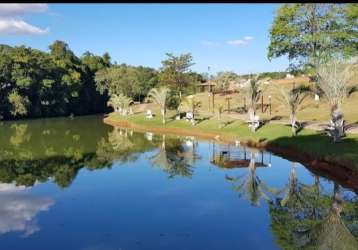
[276,85,312,136]
[147,87,169,124]
[243,74,265,132]
[217,104,224,128]
[180,95,201,125]
[316,57,357,142]
[107,94,133,116]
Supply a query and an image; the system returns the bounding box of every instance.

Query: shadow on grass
[267,132,358,193]
[268,132,358,165]
[231,107,247,114]
[269,115,283,121]
[346,121,358,131]
[195,116,212,125]
[222,120,236,128]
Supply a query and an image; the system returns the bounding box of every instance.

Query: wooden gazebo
[196,80,216,92]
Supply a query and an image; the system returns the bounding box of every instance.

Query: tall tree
[316,57,357,142]
[95,64,158,101]
[159,53,195,100]
[268,4,358,73]
[213,71,240,92]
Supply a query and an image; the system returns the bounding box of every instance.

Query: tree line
[0,41,112,120]
[0,41,206,120]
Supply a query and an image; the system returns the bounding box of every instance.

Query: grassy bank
[104,112,358,170]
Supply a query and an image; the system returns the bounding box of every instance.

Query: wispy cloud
[0,19,48,35]
[0,4,48,16]
[0,4,49,35]
[227,36,254,46]
[201,40,220,47]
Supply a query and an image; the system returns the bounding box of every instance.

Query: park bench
[247,115,261,131]
[145,110,153,119]
[185,112,196,125]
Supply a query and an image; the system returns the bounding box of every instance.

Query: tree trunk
[161,108,165,124]
[290,113,297,136]
[330,105,345,143]
[162,134,166,150]
[332,182,343,215]
[248,107,257,132]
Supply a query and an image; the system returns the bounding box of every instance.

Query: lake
[0,115,357,250]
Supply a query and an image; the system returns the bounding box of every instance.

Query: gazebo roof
[210,158,268,169]
[197,80,216,86]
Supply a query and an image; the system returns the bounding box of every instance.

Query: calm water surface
[0,115,357,250]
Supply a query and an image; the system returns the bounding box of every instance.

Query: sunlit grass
[108,112,358,167]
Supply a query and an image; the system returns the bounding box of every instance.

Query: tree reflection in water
[224,147,279,206]
[270,179,358,249]
[280,162,306,210]
[1,118,358,248]
[149,134,199,178]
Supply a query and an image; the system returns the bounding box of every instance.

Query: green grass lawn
[107,112,358,169]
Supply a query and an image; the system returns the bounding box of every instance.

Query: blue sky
[0,4,289,74]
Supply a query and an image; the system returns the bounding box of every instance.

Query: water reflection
[1,116,358,249]
[0,183,54,237]
[150,135,200,178]
[270,180,358,249]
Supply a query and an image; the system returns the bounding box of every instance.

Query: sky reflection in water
[0,115,357,250]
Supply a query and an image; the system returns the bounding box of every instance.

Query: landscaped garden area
[1,3,358,250]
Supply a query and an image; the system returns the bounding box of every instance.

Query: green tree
[276,85,312,136]
[8,90,29,117]
[95,64,158,101]
[316,57,357,142]
[242,74,266,132]
[159,53,195,101]
[213,71,240,92]
[107,94,133,115]
[268,4,358,73]
[179,95,202,125]
[147,87,169,124]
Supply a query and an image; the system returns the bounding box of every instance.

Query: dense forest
[0,41,287,121]
[0,41,206,120]
[0,41,112,120]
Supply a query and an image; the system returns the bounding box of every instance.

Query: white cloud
[0,183,54,237]
[201,40,220,47]
[243,36,253,41]
[227,36,254,46]
[0,4,48,17]
[0,4,49,35]
[0,18,48,35]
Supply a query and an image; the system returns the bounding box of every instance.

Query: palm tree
[304,183,358,250]
[242,74,266,132]
[147,87,169,124]
[107,94,133,115]
[226,149,278,206]
[108,127,134,151]
[280,162,307,210]
[150,135,193,178]
[217,104,224,128]
[150,134,172,171]
[276,85,311,136]
[316,57,357,142]
[179,95,201,125]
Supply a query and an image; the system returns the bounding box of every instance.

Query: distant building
[196,80,216,92]
[286,73,294,79]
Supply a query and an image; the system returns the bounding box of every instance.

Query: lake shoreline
[104,114,358,192]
